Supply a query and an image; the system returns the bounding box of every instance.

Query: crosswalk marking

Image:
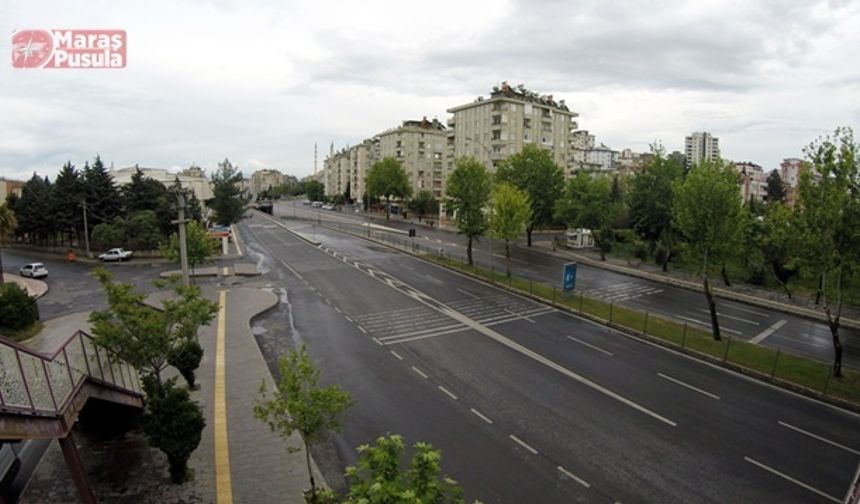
[583,282,664,303]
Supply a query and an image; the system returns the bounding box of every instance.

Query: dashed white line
[658,373,720,400]
[470,408,493,424]
[778,421,860,455]
[389,350,404,360]
[567,335,614,356]
[425,274,443,285]
[411,366,428,379]
[437,385,458,400]
[557,466,590,488]
[744,456,840,503]
[697,309,761,326]
[334,306,342,314]
[345,316,353,323]
[509,435,539,455]
[677,315,742,336]
[357,326,367,334]
[750,319,787,345]
[372,337,384,346]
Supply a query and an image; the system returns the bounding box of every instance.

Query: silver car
[19,263,48,279]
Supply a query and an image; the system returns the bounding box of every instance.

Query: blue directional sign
[563,262,577,292]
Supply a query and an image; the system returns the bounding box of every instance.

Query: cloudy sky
[1,0,858,182]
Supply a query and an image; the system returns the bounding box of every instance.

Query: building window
[492,115,502,125]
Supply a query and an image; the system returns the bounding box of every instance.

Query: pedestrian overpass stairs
[0,330,143,503]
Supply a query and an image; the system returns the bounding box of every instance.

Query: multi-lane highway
[239,214,860,503]
[274,200,860,370]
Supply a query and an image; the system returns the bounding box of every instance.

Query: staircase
[0,330,144,503]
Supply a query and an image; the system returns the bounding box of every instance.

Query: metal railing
[0,331,142,417]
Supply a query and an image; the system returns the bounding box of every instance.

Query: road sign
[563,262,577,292]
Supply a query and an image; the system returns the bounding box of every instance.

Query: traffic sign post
[563,262,577,292]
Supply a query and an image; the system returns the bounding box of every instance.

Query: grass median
[426,253,860,407]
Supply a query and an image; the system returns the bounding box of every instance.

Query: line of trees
[387,129,856,377]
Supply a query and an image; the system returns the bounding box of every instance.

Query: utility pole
[81,199,91,258]
[172,193,191,287]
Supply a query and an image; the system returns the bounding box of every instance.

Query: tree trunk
[703,275,721,341]
[772,266,793,300]
[0,247,5,284]
[304,435,317,501]
[526,223,533,247]
[385,197,390,220]
[720,264,731,287]
[828,316,843,379]
[505,240,511,278]
[467,236,473,265]
[815,273,824,305]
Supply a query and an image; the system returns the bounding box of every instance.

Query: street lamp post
[171,192,191,288]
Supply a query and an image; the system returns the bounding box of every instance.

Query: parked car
[98,248,134,262]
[311,201,323,208]
[321,204,335,210]
[19,263,48,278]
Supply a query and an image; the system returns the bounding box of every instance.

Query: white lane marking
[334,306,342,313]
[438,385,458,400]
[567,335,614,357]
[457,288,479,299]
[390,350,404,360]
[470,408,493,424]
[723,302,770,317]
[345,316,353,323]
[750,320,788,345]
[509,435,539,455]
[424,274,443,285]
[379,323,464,341]
[744,457,840,503]
[677,315,743,336]
[697,309,761,326]
[411,366,429,379]
[357,326,367,334]
[557,466,590,488]
[778,421,860,455]
[373,337,384,346]
[658,373,720,400]
[384,326,472,345]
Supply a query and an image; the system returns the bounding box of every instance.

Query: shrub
[633,241,649,261]
[91,221,125,248]
[142,378,205,483]
[168,339,204,389]
[0,283,39,330]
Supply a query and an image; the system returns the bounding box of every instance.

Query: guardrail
[0,331,141,417]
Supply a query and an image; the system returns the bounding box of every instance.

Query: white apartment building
[323,140,375,200]
[376,118,447,198]
[585,143,619,172]
[684,132,720,168]
[446,82,578,174]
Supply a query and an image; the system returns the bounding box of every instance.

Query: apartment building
[734,162,767,203]
[684,131,720,168]
[323,140,376,200]
[111,166,213,201]
[249,169,285,196]
[376,117,447,198]
[446,82,578,174]
[0,178,25,202]
[779,157,808,206]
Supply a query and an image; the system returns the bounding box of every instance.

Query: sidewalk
[19,286,323,503]
[19,311,92,354]
[4,273,49,298]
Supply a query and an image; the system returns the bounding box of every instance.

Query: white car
[19,263,48,278]
[98,248,134,262]
[322,204,335,210]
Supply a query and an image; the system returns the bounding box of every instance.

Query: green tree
[304,180,325,203]
[446,157,492,265]
[125,210,163,250]
[254,345,352,502]
[765,170,787,204]
[367,157,412,220]
[209,159,249,225]
[344,434,474,504]
[488,183,531,277]
[52,162,84,245]
[141,378,205,483]
[15,174,55,244]
[495,144,564,247]
[796,127,860,377]
[91,220,125,249]
[672,159,743,341]
[628,146,685,271]
[0,282,39,331]
[83,155,122,229]
[167,339,204,389]
[0,203,16,284]
[409,190,440,223]
[757,203,799,298]
[89,269,218,389]
[555,172,620,261]
[161,221,217,278]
